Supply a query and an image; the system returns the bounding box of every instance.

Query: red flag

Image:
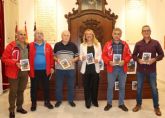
[25,21,28,43]
[15,22,18,40]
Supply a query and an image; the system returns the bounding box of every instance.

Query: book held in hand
[20,59,30,71]
[113,54,121,65]
[60,59,71,69]
[142,52,151,63]
[99,60,104,70]
[86,53,94,65]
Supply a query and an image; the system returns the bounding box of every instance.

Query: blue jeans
[136,72,159,108]
[107,67,127,105]
[55,69,75,102]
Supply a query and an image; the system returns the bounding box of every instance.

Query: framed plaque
[81,0,103,10]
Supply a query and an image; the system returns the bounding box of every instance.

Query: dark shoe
[9,112,15,118]
[16,108,27,114]
[69,101,76,107]
[86,105,91,109]
[44,101,53,109]
[104,103,112,111]
[55,101,62,107]
[132,104,141,112]
[92,102,99,107]
[154,107,162,116]
[31,102,37,111]
[118,104,128,112]
[85,103,91,109]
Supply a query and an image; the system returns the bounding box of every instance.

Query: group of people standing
[2,25,164,118]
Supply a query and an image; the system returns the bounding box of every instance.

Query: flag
[15,22,18,40]
[24,21,28,43]
[34,22,36,31]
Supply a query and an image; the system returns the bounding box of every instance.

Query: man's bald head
[61,30,70,44]
[16,29,26,42]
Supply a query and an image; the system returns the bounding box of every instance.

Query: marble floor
[0,79,165,118]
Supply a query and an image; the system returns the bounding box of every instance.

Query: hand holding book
[109,61,115,66]
[50,68,54,74]
[20,59,30,71]
[16,62,21,69]
[138,59,145,64]
[94,59,99,63]
[109,60,124,66]
[60,59,71,69]
[69,59,74,66]
[148,58,156,65]
[81,56,86,61]
[119,60,125,66]
[113,54,121,65]
[142,52,151,64]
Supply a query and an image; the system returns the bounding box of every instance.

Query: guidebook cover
[60,59,71,69]
[127,59,136,74]
[86,53,94,65]
[142,52,151,63]
[20,59,30,71]
[113,54,121,65]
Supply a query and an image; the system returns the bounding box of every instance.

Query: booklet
[113,54,121,65]
[86,53,94,65]
[60,59,71,69]
[127,59,136,74]
[142,52,151,63]
[99,60,104,70]
[115,81,119,91]
[20,59,30,71]
[132,81,137,90]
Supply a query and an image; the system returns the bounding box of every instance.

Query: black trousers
[30,70,50,103]
[83,72,99,106]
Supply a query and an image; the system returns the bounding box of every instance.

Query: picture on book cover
[81,0,102,10]
[99,60,104,70]
[115,81,119,91]
[20,59,30,71]
[113,54,121,65]
[60,59,71,69]
[142,52,151,63]
[86,53,94,65]
[127,59,137,74]
[132,81,137,90]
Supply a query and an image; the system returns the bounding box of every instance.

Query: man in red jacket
[29,30,54,111]
[2,30,29,118]
[102,28,131,112]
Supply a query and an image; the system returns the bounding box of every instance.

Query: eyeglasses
[114,33,121,35]
[19,33,26,36]
[142,30,151,32]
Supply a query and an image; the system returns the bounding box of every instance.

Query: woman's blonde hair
[82,29,99,46]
